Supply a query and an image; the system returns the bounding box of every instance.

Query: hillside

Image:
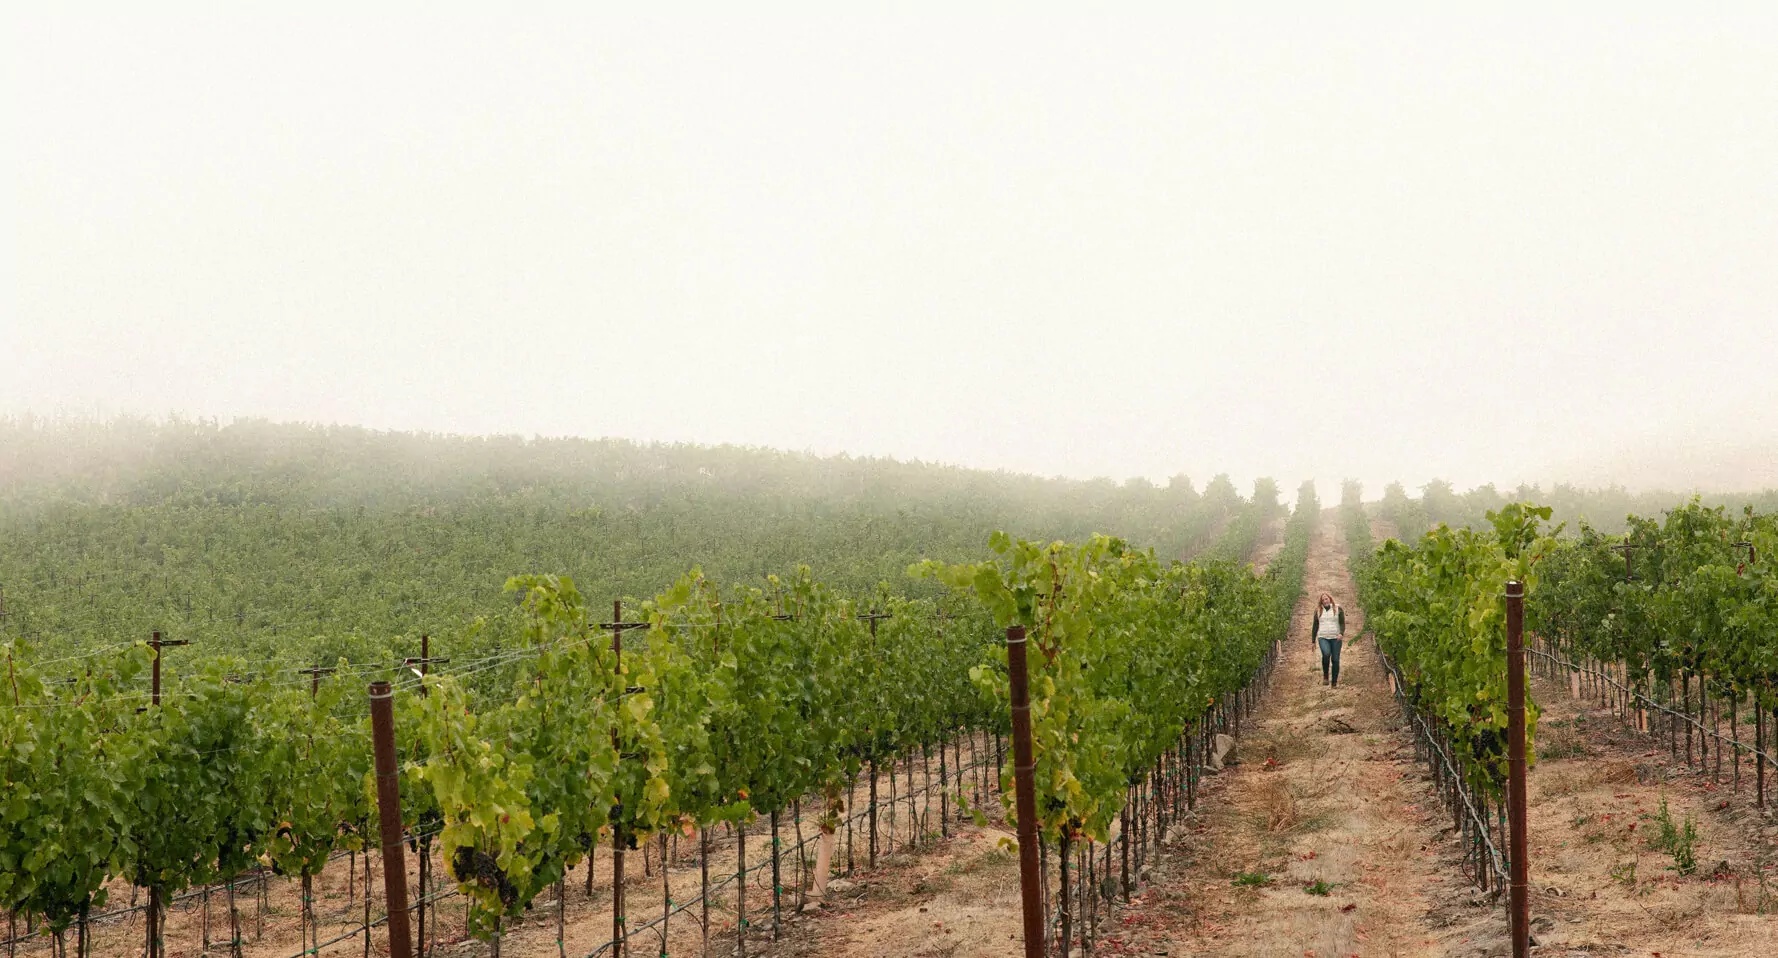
[0,417,1254,665]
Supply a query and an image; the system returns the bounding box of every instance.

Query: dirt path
[783,512,1500,958]
[1105,511,1495,957]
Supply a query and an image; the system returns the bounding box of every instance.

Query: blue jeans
[1318,637,1343,685]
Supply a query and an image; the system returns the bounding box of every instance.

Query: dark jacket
[1311,605,1345,641]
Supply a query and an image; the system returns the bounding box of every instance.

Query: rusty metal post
[1007,626,1046,958]
[369,681,414,958]
[1505,581,1529,958]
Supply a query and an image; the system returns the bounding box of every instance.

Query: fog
[6,11,1776,496]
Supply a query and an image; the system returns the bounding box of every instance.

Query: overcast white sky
[6,10,1776,495]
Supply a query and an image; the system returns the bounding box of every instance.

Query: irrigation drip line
[1527,644,1778,769]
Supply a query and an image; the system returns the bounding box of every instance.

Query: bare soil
[1512,663,1778,955]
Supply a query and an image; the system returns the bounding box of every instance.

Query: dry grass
[1539,718,1591,759]
[1513,685,1778,957]
[1255,776,1300,833]
[1245,724,1322,766]
[1539,756,1641,799]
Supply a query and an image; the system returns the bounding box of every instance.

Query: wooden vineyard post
[399,636,445,958]
[770,809,782,939]
[148,630,190,707]
[869,758,882,868]
[659,832,670,957]
[1057,830,1072,958]
[300,666,335,699]
[403,634,449,698]
[600,600,649,958]
[369,681,414,958]
[699,828,710,955]
[846,773,857,874]
[612,607,627,958]
[145,631,188,958]
[1505,581,1529,958]
[1007,625,1046,958]
[938,733,949,837]
[1759,690,1768,809]
[1120,801,1131,901]
[736,826,748,958]
[857,609,891,870]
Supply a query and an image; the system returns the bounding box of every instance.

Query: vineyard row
[1346,493,1778,903]
[3,483,1319,958]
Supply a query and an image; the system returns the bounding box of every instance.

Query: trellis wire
[582,727,1004,958]
[1527,640,1778,779]
[1374,642,1509,896]
[0,824,429,950]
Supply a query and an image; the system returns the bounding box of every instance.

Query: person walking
[1312,592,1346,687]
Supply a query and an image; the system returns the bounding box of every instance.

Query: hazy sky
[6,11,1776,495]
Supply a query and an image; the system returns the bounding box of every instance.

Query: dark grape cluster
[451,845,519,907]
